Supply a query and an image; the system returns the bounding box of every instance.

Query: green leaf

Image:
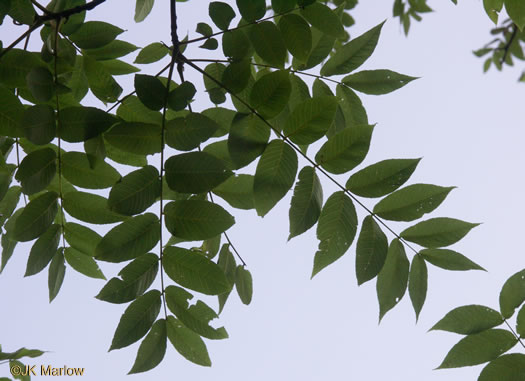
[483,0,504,24]
[101,59,140,76]
[108,165,161,216]
[278,14,312,62]
[167,316,211,367]
[163,246,231,295]
[105,142,148,167]
[248,21,287,68]
[222,29,251,60]
[377,239,409,321]
[336,85,368,128]
[342,70,418,95]
[15,148,56,195]
[272,0,296,12]
[164,200,235,240]
[321,21,385,76]
[222,59,251,94]
[63,191,127,224]
[135,74,166,111]
[165,285,228,338]
[165,152,232,194]
[409,255,427,321]
[84,40,138,61]
[312,191,357,277]
[235,265,253,305]
[110,290,161,350]
[249,70,291,119]
[196,22,213,37]
[95,213,160,263]
[355,215,388,285]
[419,248,485,271]
[65,247,106,280]
[505,0,525,30]
[346,158,421,198]
[288,166,323,239]
[83,55,122,103]
[48,248,66,302]
[209,2,235,30]
[1,234,17,274]
[254,140,298,217]
[217,244,236,313]
[24,224,60,276]
[431,305,504,335]
[96,253,159,304]
[129,319,166,374]
[26,67,54,102]
[0,186,22,227]
[0,347,45,361]
[134,42,169,64]
[228,113,270,168]
[22,105,56,145]
[517,305,525,337]
[479,354,525,381]
[135,0,154,22]
[166,113,219,151]
[0,49,44,89]
[236,0,265,21]
[500,269,525,319]
[212,174,255,210]
[167,81,196,111]
[61,151,120,189]
[315,125,373,174]
[0,84,25,137]
[7,0,35,25]
[12,191,58,242]
[284,96,337,145]
[70,21,124,49]
[59,107,116,143]
[295,26,336,71]
[64,222,101,256]
[373,184,454,221]
[301,3,345,39]
[400,218,480,248]
[105,122,161,155]
[437,329,517,369]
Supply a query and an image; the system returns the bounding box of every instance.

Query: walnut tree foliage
[1,0,525,379]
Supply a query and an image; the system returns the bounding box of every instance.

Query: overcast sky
[2,1,525,380]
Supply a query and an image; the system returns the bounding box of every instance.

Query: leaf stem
[504,319,525,349]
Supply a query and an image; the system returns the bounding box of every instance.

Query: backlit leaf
[134,42,169,64]
[250,70,291,119]
[301,2,344,39]
[48,248,66,302]
[212,174,255,210]
[70,21,124,49]
[355,215,388,285]
[228,113,270,168]
[400,218,480,248]
[65,247,106,280]
[431,305,504,335]
[278,14,312,62]
[409,255,427,320]
[63,191,127,224]
[129,319,166,374]
[209,2,235,30]
[64,222,101,256]
[479,354,525,381]
[248,21,286,68]
[236,0,265,21]
[167,316,211,366]
[500,269,525,319]
[24,224,60,276]
[105,122,161,155]
[135,74,165,111]
[342,69,418,95]
[235,266,253,305]
[166,113,219,151]
[15,148,56,195]
[61,151,120,189]
[420,248,485,271]
[12,191,58,242]
[135,0,154,22]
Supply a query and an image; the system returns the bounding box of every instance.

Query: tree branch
[37,0,107,22]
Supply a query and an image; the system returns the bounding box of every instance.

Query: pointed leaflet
[278,14,312,62]
[295,25,336,71]
[321,21,385,76]
[134,74,165,111]
[431,305,504,335]
[105,143,148,168]
[129,319,166,374]
[342,70,418,95]
[22,105,56,145]
[108,165,161,216]
[97,253,159,304]
[1,233,16,274]
[228,113,270,168]
[236,0,265,22]
[83,55,123,103]
[64,222,101,256]
[134,42,169,64]
[135,0,154,22]
[483,0,504,24]
[217,244,236,313]
[166,113,219,151]
[212,174,255,210]
[315,125,373,174]
[400,218,479,248]
[48,248,66,302]
[235,266,253,305]
[479,354,525,381]
[24,224,61,276]
[209,2,235,30]
[346,158,421,198]
[70,21,124,49]
[373,184,454,222]
[355,215,388,285]
[64,247,106,280]
[499,269,525,319]
[61,152,120,189]
[312,191,357,277]
[288,166,323,240]
[163,246,231,295]
[84,40,138,61]
[505,0,525,30]
[15,148,56,195]
[0,186,21,227]
[105,122,161,155]
[165,285,228,339]
[336,85,368,129]
[250,70,292,119]
[110,290,161,350]
[167,316,211,367]
[254,140,298,217]
[420,248,485,271]
[409,255,427,321]
[437,329,517,369]
[376,239,409,321]
[12,191,58,242]
[59,107,116,143]
[248,21,286,68]
[63,191,126,224]
[95,213,160,263]
[283,96,337,145]
[300,2,345,39]
[0,347,45,361]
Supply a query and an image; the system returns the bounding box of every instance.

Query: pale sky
[2,1,525,380]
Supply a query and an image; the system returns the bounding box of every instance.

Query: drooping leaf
[301,2,345,39]
[105,122,161,155]
[212,174,255,210]
[400,218,480,248]
[409,255,427,321]
[342,70,418,95]
[95,213,160,263]
[109,290,162,350]
[0,84,25,137]
[48,248,66,302]
[166,113,219,151]
[336,85,368,128]
[0,347,45,361]
[479,354,525,381]
[64,247,106,280]
[500,269,525,319]
[248,21,287,68]
[346,158,421,198]
[129,319,166,374]
[63,191,127,224]
[163,246,231,295]
[64,222,101,256]
[278,14,312,62]
[209,2,235,30]
[236,0,265,21]
[217,244,236,313]
[70,21,124,49]
[235,265,253,305]
[376,239,409,321]
[431,305,504,335]
[253,140,298,217]
[355,215,388,285]
[312,191,357,277]
[228,113,270,168]
[505,0,525,30]
[164,200,235,240]
[15,148,56,195]
[222,29,252,60]
[250,70,291,119]
[12,191,58,242]
[437,329,517,369]
[420,248,485,271]
[167,316,211,367]
[134,74,166,111]
[0,186,22,227]
[59,107,117,143]
[483,0,504,24]
[24,224,61,276]
[61,151,120,189]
